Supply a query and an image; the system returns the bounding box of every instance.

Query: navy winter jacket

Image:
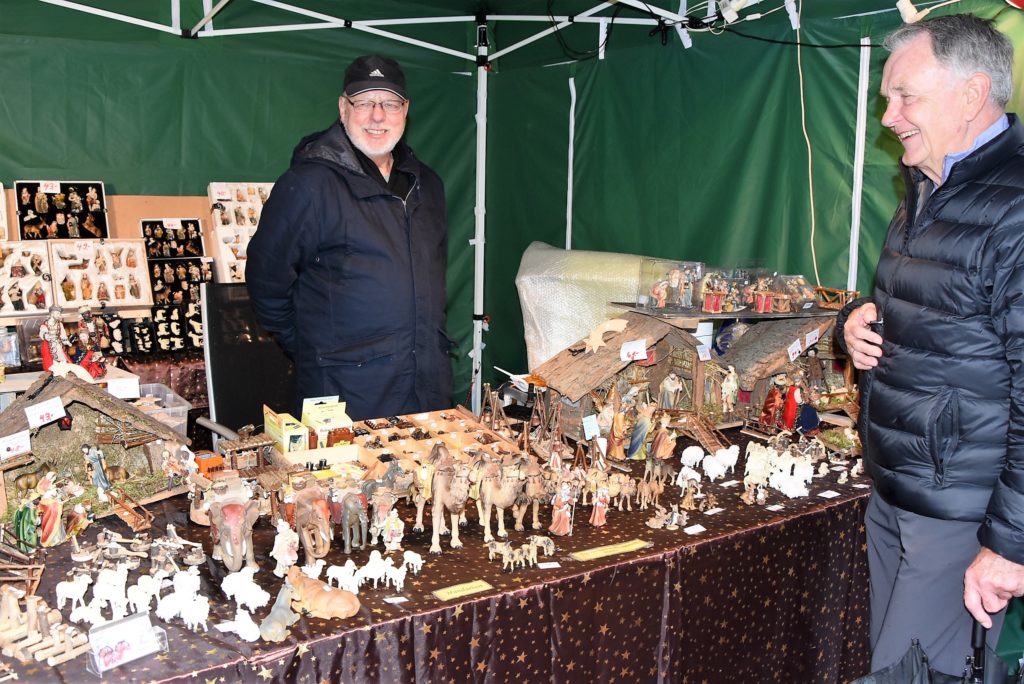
[838,116,1024,563]
[247,121,453,421]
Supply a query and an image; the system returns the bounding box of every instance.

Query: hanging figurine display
[140,218,206,260]
[0,241,54,316]
[15,180,109,240]
[47,238,153,309]
[207,182,274,283]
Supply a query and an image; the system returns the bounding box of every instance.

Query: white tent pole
[566,77,577,250]
[471,22,489,415]
[490,1,613,61]
[189,0,232,37]
[359,16,475,26]
[38,0,181,34]
[200,23,340,37]
[170,0,180,32]
[848,36,871,292]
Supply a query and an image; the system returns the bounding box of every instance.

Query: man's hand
[843,302,883,370]
[964,547,1024,628]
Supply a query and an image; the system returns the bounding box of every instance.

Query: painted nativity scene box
[207,182,273,284]
[637,258,704,313]
[0,373,191,528]
[139,218,206,261]
[48,239,154,309]
[14,181,108,240]
[0,242,56,316]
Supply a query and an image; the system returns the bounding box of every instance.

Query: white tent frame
[35,0,841,413]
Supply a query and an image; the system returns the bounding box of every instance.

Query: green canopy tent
[4,0,1024,410]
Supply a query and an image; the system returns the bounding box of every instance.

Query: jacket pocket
[928,388,960,482]
[438,328,457,356]
[316,334,396,368]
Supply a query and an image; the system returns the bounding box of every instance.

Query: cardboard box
[264,405,310,454]
[300,396,354,449]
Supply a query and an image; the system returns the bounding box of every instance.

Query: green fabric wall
[4,0,1024,402]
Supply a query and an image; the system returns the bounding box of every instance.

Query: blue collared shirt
[940,114,1009,185]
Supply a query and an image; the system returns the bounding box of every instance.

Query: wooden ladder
[107,488,154,532]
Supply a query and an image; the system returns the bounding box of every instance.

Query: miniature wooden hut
[0,373,190,517]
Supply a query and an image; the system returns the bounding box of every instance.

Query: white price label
[619,339,648,362]
[581,414,600,441]
[787,339,803,362]
[163,218,181,230]
[805,329,819,348]
[702,507,724,515]
[39,181,60,193]
[537,561,561,569]
[26,397,66,429]
[853,483,871,489]
[696,344,712,362]
[803,301,814,309]
[683,524,707,535]
[383,596,408,604]
[765,504,784,511]
[719,480,739,488]
[817,490,841,499]
[0,431,31,460]
[106,376,140,400]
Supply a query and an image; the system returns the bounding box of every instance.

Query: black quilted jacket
[837,115,1024,563]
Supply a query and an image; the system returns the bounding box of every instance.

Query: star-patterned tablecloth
[14,434,870,683]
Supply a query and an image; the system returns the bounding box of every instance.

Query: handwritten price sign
[619,339,648,362]
[25,397,66,429]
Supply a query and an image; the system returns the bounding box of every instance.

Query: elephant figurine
[330,492,368,555]
[210,499,260,573]
[294,484,331,561]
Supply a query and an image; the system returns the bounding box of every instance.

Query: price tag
[719,480,739,488]
[106,376,140,400]
[702,507,724,515]
[853,483,871,489]
[25,397,65,429]
[537,561,561,569]
[39,181,60,193]
[383,596,408,604]
[765,504,784,511]
[163,218,181,230]
[581,414,600,440]
[802,301,814,309]
[0,430,31,460]
[696,344,712,362]
[683,524,707,535]
[619,339,648,362]
[787,339,803,362]
[817,490,841,499]
[805,329,819,348]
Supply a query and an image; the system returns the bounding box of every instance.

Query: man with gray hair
[838,15,1024,674]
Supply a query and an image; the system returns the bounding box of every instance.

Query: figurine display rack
[49,239,153,309]
[15,181,108,240]
[0,241,54,316]
[140,218,212,307]
[207,182,273,284]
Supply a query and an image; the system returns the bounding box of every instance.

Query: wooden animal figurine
[286,566,360,620]
[259,583,299,643]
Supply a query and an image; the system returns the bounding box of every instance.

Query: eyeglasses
[344,97,406,114]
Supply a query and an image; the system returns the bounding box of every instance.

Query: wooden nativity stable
[0,373,190,519]
[531,311,848,439]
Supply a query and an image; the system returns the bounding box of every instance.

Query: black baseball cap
[344,55,407,99]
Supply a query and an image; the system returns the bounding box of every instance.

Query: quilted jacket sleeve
[980,213,1024,564]
[245,169,321,359]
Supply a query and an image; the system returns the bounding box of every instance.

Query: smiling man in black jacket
[247,55,452,421]
[839,15,1024,674]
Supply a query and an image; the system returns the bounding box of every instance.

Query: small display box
[637,258,704,312]
[133,383,192,436]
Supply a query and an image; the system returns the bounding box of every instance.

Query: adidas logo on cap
[369,68,384,78]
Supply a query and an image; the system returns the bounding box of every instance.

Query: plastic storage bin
[134,383,191,436]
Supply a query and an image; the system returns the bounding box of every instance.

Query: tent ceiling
[24,0,911,70]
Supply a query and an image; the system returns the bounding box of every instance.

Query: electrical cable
[547,0,624,61]
[791,0,822,286]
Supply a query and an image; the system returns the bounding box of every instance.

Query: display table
[12,448,871,683]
